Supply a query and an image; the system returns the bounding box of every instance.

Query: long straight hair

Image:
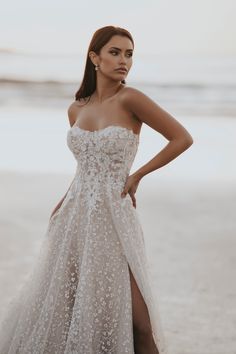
[75,26,134,102]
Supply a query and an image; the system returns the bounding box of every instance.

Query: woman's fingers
[120,174,140,208]
[121,184,128,197]
[131,194,136,208]
[121,188,136,208]
[128,191,136,208]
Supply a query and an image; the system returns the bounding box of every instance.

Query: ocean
[0,50,235,181]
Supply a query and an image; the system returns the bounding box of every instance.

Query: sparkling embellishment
[0,125,167,354]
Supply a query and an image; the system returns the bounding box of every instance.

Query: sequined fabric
[0,125,167,354]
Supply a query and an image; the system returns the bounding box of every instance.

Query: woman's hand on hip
[121,173,142,208]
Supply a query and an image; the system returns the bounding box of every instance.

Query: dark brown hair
[75,25,134,102]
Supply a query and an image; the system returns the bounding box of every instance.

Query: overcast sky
[0,0,235,57]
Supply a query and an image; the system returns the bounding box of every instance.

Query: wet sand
[0,171,235,354]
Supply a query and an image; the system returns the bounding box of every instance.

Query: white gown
[0,124,167,354]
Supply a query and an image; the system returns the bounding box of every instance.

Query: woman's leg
[128,265,159,354]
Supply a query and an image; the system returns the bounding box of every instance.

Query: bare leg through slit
[128,265,159,354]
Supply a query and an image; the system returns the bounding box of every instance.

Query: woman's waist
[75,167,128,185]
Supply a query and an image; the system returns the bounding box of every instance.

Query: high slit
[0,124,168,353]
[128,263,160,353]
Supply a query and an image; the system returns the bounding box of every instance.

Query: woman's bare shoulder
[119,86,147,104]
[67,98,90,127]
[68,98,90,111]
[121,86,145,98]
[67,101,79,127]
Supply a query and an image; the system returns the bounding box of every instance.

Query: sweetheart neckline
[69,124,140,138]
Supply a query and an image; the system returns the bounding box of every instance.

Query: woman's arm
[49,178,75,219]
[122,87,194,180]
[50,102,80,219]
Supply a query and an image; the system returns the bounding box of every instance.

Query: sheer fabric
[0,124,167,353]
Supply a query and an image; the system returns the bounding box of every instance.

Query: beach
[1,0,236,350]
[0,171,235,354]
[0,51,236,353]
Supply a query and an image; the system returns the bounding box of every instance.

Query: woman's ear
[88,51,97,65]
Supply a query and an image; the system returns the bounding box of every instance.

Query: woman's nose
[119,54,127,64]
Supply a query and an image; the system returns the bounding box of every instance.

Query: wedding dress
[0,123,167,354]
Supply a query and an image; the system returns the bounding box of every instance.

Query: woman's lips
[115,69,127,73]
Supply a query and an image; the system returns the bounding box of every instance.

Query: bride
[0,25,193,354]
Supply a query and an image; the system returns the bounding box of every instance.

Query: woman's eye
[110,51,133,57]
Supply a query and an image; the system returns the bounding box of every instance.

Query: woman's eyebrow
[109,46,133,51]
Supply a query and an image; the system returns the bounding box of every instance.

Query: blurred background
[0,1,235,353]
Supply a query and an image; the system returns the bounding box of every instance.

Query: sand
[0,171,235,354]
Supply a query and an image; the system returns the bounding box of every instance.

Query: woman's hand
[121,173,142,208]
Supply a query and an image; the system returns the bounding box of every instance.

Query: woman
[0,26,193,354]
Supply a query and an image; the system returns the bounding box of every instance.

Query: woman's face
[90,35,134,82]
